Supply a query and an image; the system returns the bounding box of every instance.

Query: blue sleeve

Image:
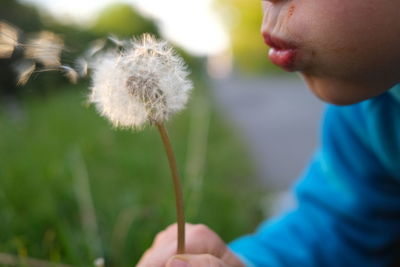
[229,90,400,266]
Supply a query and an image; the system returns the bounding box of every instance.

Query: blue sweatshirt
[230,84,400,266]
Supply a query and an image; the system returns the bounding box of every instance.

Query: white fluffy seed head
[89,34,193,129]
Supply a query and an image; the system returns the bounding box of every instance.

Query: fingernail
[170,258,189,267]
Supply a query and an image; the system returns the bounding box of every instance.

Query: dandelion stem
[156,122,185,254]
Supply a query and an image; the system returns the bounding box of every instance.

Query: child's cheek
[291,3,362,60]
[297,1,388,56]
[284,3,318,45]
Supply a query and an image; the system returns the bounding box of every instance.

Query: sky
[18,0,230,56]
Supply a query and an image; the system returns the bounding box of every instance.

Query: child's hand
[137,223,245,267]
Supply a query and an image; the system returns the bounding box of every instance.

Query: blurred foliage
[0,82,264,266]
[215,0,282,74]
[0,2,266,266]
[92,3,158,38]
[0,0,43,32]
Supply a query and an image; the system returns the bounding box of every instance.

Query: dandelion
[0,21,18,58]
[89,34,193,253]
[89,34,192,129]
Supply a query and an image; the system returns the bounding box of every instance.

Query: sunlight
[18,0,230,55]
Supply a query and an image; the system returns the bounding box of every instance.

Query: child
[138,0,400,266]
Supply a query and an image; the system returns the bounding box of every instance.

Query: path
[211,74,324,191]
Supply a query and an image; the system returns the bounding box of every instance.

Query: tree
[0,0,44,97]
[92,3,158,38]
[214,0,278,74]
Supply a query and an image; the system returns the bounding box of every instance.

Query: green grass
[0,82,264,266]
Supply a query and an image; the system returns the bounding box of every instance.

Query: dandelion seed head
[89,34,193,129]
[24,31,64,67]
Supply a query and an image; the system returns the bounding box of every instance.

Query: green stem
[156,122,185,254]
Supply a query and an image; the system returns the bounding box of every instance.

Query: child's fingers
[166,254,231,267]
[137,223,243,267]
[137,224,178,267]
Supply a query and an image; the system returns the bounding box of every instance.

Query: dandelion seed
[89,34,193,129]
[108,35,128,47]
[0,21,18,58]
[85,38,106,58]
[24,31,64,67]
[60,65,79,84]
[93,257,105,267]
[75,58,88,77]
[14,60,36,86]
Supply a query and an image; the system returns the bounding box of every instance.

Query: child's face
[261,0,400,104]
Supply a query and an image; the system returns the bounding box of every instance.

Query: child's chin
[301,74,389,105]
[317,95,364,106]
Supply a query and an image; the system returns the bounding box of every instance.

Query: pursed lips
[262,32,299,71]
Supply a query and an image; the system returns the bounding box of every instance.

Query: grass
[0,82,264,266]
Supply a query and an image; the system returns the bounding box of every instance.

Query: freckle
[288,4,295,19]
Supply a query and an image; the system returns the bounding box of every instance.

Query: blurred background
[0,0,323,266]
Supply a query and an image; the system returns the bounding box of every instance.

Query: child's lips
[263,33,299,71]
[268,48,297,71]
